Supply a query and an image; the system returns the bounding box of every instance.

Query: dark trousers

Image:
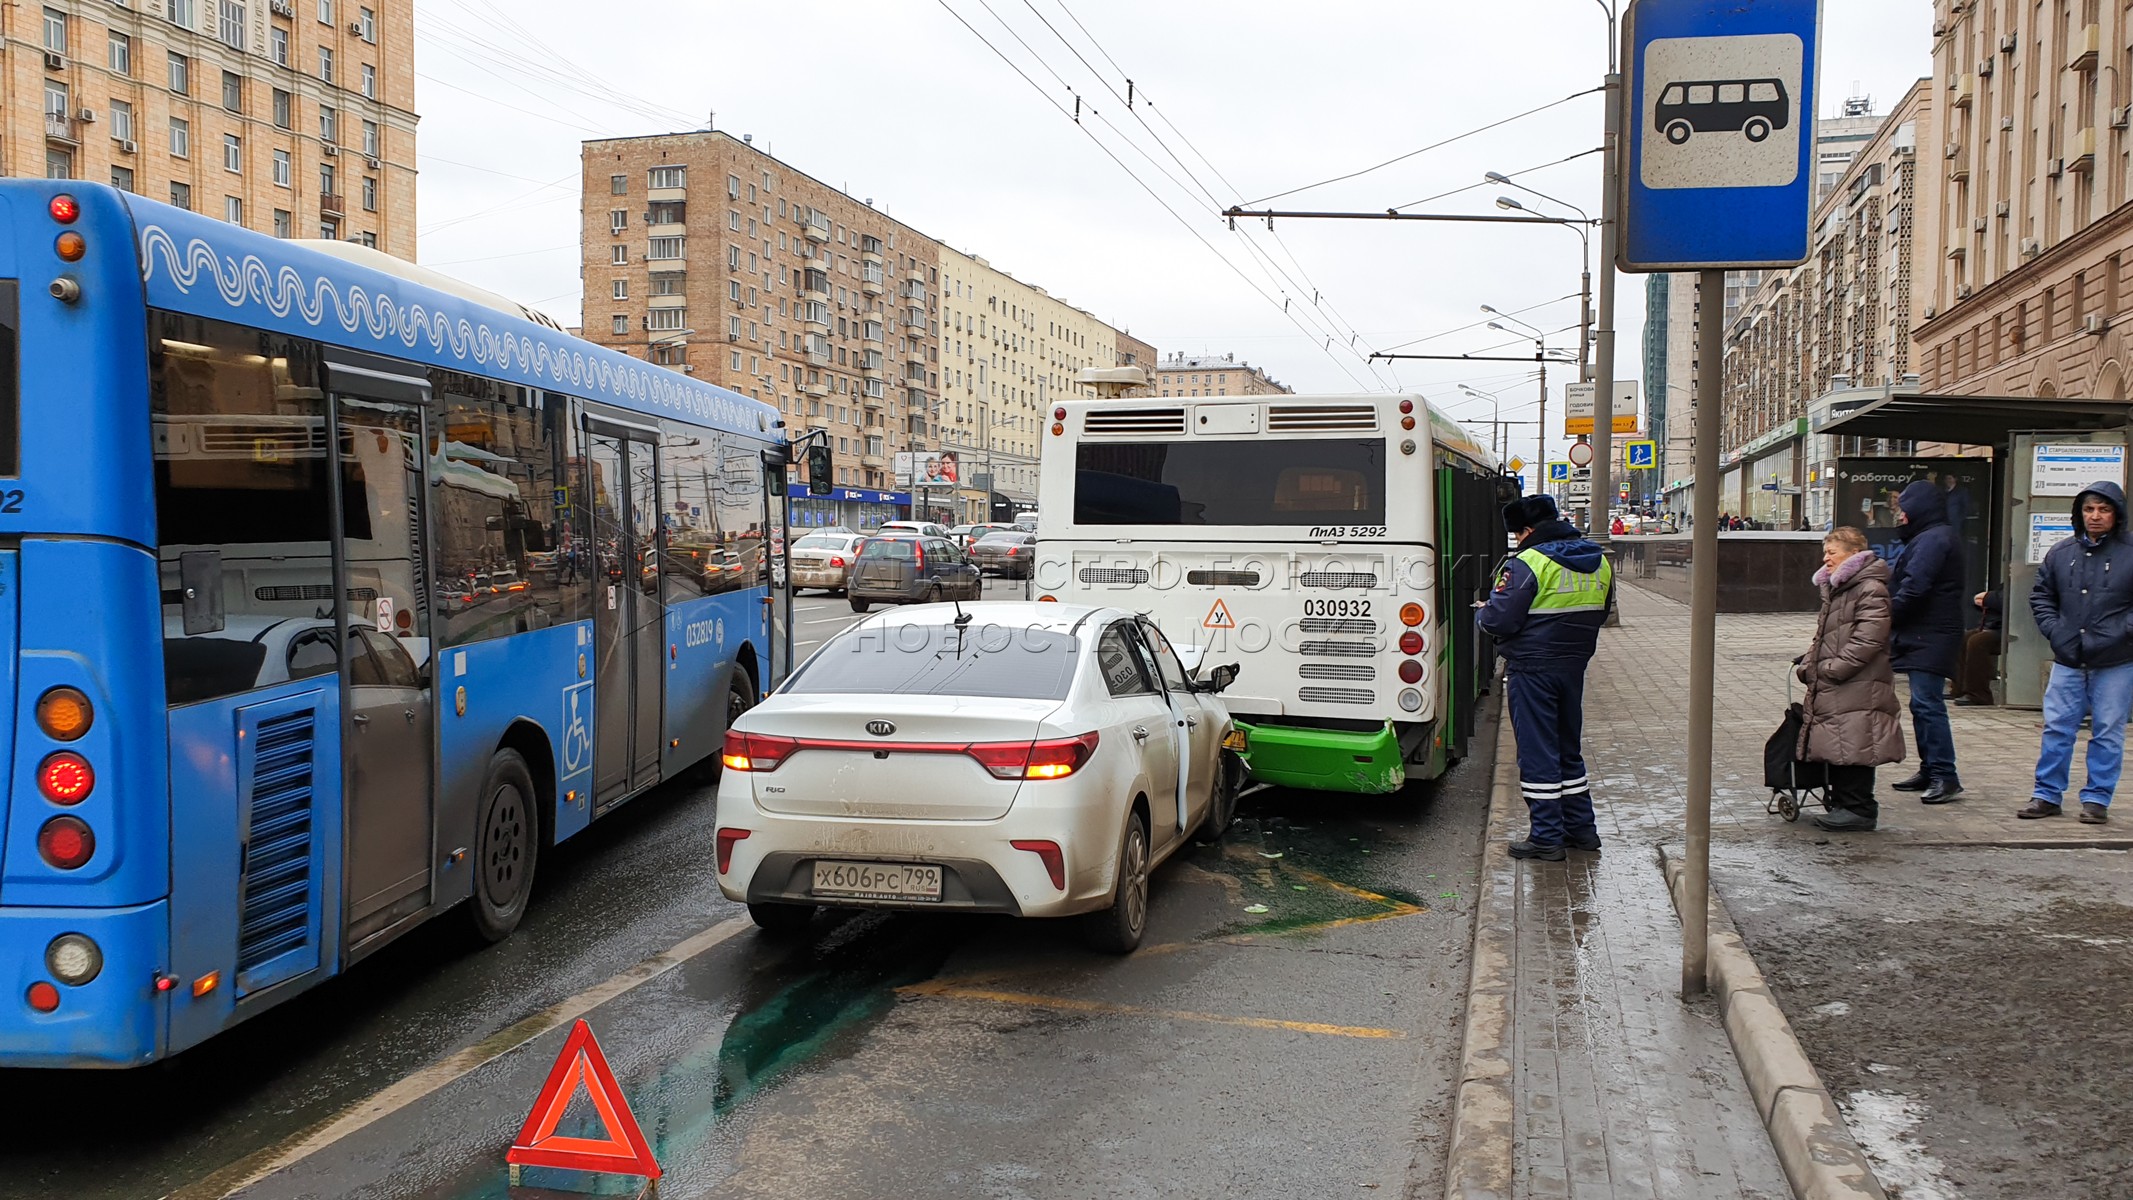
[1506,667,1599,847]
[1907,671,1959,783]
[1953,629,2002,703]
[1825,764,1878,820]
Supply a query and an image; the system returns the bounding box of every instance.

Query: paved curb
[1659,846,1888,1200]
[1442,697,1518,1200]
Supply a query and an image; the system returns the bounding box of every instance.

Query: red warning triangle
[1203,599,1237,629]
[506,1020,663,1180]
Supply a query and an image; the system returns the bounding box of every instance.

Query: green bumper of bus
[1230,719,1407,795]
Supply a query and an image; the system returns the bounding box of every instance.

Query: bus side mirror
[806,444,834,496]
[1495,474,1522,504]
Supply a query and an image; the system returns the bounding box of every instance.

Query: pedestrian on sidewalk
[1478,493,1615,861]
[2021,481,2133,824]
[1797,527,1905,832]
[1953,589,2003,706]
[1887,479,1967,804]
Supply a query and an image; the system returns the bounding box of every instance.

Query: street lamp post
[1458,384,1505,460]
[1484,310,1564,493]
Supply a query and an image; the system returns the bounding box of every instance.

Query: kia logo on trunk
[866,720,896,737]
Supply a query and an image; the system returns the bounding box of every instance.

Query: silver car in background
[789,530,866,594]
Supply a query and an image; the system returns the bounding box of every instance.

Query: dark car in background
[847,536,983,612]
[971,529,1036,578]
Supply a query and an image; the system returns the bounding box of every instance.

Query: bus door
[331,381,437,947]
[762,462,791,688]
[586,422,666,805]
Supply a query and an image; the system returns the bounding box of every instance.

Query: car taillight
[1011,840,1066,889]
[967,733,1100,780]
[1399,631,1424,656]
[38,752,93,805]
[830,556,846,567]
[715,827,750,873]
[721,731,796,773]
[37,816,94,870]
[913,544,926,570]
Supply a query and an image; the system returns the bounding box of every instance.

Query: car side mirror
[1201,663,1240,694]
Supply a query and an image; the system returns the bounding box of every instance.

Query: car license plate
[811,860,943,901]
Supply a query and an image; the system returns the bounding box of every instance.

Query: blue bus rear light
[26,982,59,1013]
[55,232,86,263]
[37,816,94,870]
[48,194,79,224]
[38,752,94,805]
[45,935,101,986]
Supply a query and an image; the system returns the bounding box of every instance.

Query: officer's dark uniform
[1477,494,1614,858]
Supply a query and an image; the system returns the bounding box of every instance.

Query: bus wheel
[469,749,539,943]
[1742,117,1771,142]
[1664,120,1692,145]
[1198,751,1242,842]
[702,669,756,785]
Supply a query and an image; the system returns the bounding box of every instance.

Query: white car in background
[788,531,867,594]
[715,602,1242,952]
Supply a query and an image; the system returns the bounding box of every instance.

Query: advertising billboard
[894,449,965,488]
[1833,457,1994,621]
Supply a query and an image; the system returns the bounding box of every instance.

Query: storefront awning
[1812,391,2133,445]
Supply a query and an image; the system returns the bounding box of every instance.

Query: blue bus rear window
[0,281,17,477]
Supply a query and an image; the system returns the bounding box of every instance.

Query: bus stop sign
[1619,0,1820,271]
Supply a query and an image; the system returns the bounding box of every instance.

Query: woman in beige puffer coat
[1797,526,1906,831]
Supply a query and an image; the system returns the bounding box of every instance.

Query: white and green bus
[1034,394,1510,794]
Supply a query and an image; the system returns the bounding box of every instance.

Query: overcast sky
[414,0,1927,466]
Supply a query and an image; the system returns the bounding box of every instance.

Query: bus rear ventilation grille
[1299,618,1377,634]
[252,585,380,603]
[1083,408,1186,435]
[1299,640,1376,658]
[1078,567,1150,585]
[1298,686,1375,705]
[1298,572,1378,589]
[1300,663,1376,680]
[1186,570,1261,586]
[1268,405,1377,432]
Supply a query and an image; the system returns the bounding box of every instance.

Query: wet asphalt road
[0,581,1493,1200]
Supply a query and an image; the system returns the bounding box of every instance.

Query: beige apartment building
[8,0,417,252]
[1152,351,1291,397]
[1917,0,2133,403]
[584,128,1144,525]
[1116,330,1157,395]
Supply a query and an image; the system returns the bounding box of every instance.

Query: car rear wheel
[925,584,943,604]
[850,597,872,613]
[748,902,815,938]
[1083,811,1150,954]
[468,749,539,943]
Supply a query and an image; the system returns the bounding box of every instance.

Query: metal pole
[1684,267,1723,998]
[1591,55,1622,543]
[1537,350,1548,487]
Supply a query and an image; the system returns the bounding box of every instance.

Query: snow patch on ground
[1841,1090,1957,1200]
[1811,1000,1852,1017]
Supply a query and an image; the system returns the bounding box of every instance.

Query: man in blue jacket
[2022,480,2133,824]
[1478,494,1615,861]
[1888,479,1968,803]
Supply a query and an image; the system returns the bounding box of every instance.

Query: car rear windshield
[977,531,1030,544]
[1074,439,1386,526]
[786,624,1079,700]
[794,534,847,549]
[860,539,914,559]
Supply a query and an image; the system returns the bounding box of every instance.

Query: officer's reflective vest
[1516,547,1612,614]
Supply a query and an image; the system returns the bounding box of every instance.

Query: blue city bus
[0,183,791,1067]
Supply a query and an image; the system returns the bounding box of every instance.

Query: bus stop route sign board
[1620,0,1820,271]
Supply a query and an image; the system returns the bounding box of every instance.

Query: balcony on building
[906,387,928,408]
[2068,126,2098,174]
[801,377,830,398]
[43,111,79,145]
[805,335,833,367]
[863,379,887,404]
[901,280,927,306]
[803,300,831,334]
[861,262,885,296]
[2069,22,2100,72]
[862,453,885,469]
[862,320,885,344]
[860,234,883,260]
[802,268,831,302]
[320,192,345,217]
[861,350,885,378]
[903,307,926,331]
[802,208,832,243]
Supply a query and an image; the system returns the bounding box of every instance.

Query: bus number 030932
[1303,599,1371,618]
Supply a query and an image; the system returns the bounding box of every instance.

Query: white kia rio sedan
[715,602,1242,952]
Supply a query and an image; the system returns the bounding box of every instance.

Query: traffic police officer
[1477,493,1615,861]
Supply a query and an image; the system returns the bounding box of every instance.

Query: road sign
[1508,456,1525,473]
[1620,0,1821,270]
[1624,439,1657,470]
[1547,461,1572,483]
[1564,464,1593,501]
[1567,441,1595,468]
[1564,381,1642,435]
[507,1020,663,1181]
[1203,599,1236,630]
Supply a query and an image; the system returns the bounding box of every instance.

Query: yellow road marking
[899,981,1406,1040]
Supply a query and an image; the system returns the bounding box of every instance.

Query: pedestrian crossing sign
[1547,461,1572,484]
[1204,599,1237,629]
[1624,440,1657,470]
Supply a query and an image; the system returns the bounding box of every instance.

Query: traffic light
[806,443,833,495]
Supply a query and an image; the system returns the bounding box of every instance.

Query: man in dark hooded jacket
[1478,494,1614,861]
[2022,480,2133,824]
[1888,479,1967,803]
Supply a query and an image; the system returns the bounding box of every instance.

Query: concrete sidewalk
[1450,582,2132,1199]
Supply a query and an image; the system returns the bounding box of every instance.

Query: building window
[168,52,190,95]
[318,0,333,22]
[272,148,290,186]
[357,231,375,248]
[42,7,65,54]
[272,88,292,129]
[270,26,288,66]
[317,47,334,85]
[223,195,242,224]
[358,6,375,40]
[648,308,686,332]
[319,104,337,143]
[610,244,627,265]
[651,272,684,296]
[170,182,192,210]
[223,133,241,172]
[217,1,247,51]
[111,165,135,192]
[361,176,376,211]
[648,165,684,189]
[273,208,292,237]
[320,219,337,239]
[45,148,74,181]
[169,0,195,27]
[612,279,628,301]
[648,237,683,261]
[609,209,627,233]
[222,71,243,112]
[110,100,135,144]
[610,174,627,195]
[611,315,629,335]
[107,31,131,75]
[320,162,336,197]
[360,63,375,99]
[362,119,379,157]
[169,117,190,159]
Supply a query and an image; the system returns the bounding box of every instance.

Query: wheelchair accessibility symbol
[562,683,593,775]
